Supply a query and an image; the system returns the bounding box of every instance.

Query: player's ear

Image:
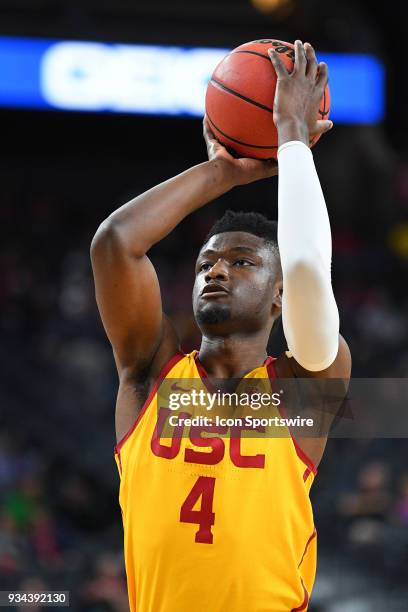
[271,279,283,314]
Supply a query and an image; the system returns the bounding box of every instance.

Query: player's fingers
[310,119,333,136]
[293,40,307,75]
[202,117,216,158]
[203,115,215,140]
[203,117,219,155]
[304,42,318,80]
[315,62,329,91]
[268,48,288,79]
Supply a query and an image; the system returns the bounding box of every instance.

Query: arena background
[1,0,408,610]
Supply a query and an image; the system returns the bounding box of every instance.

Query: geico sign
[40,41,226,114]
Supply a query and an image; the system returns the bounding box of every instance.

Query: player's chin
[195,302,232,326]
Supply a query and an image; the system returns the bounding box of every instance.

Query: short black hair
[203,210,279,255]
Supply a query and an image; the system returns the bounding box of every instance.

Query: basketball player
[91,41,351,611]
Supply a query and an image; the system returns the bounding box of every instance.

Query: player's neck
[197,334,268,379]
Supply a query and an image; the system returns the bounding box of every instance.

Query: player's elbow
[90,219,116,260]
[290,331,340,372]
[90,218,145,261]
[90,219,127,264]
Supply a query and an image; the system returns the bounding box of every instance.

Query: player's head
[192,210,282,338]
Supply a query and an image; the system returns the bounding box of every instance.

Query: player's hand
[203,116,278,186]
[268,40,333,146]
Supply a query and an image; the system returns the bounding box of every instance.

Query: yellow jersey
[114,350,317,612]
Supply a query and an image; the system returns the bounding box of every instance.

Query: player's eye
[233,259,252,267]
[198,262,212,272]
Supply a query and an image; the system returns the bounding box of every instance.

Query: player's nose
[205,258,229,281]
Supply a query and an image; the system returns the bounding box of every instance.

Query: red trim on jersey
[266,360,317,476]
[114,351,185,454]
[298,528,317,569]
[263,355,275,369]
[303,467,311,482]
[291,580,309,611]
[266,356,278,379]
[292,437,317,476]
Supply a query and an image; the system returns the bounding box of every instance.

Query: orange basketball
[205,39,330,160]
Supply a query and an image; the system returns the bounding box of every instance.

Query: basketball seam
[233,50,271,61]
[210,77,274,115]
[319,88,330,118]
[206,113,278,149]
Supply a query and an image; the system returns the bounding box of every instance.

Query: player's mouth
[200,283,230,299]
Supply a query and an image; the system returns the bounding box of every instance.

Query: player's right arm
[90,147,277,439]
[90,160,234,379]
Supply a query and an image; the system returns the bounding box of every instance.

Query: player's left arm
[270,41,352,381]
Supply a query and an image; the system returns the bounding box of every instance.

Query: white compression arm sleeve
[277,140,339,371]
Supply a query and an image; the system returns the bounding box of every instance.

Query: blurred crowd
[0,431,128,611]
[1,119,408,609]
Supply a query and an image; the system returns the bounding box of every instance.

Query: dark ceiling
[0,0,398,52]
[0,0,406,149]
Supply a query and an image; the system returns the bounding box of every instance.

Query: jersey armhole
[266,358,318,477]
[114,351,185,455]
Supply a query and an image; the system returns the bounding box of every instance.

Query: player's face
[192,232,282,335]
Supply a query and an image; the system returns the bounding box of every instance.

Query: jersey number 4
[180,476,215,544]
